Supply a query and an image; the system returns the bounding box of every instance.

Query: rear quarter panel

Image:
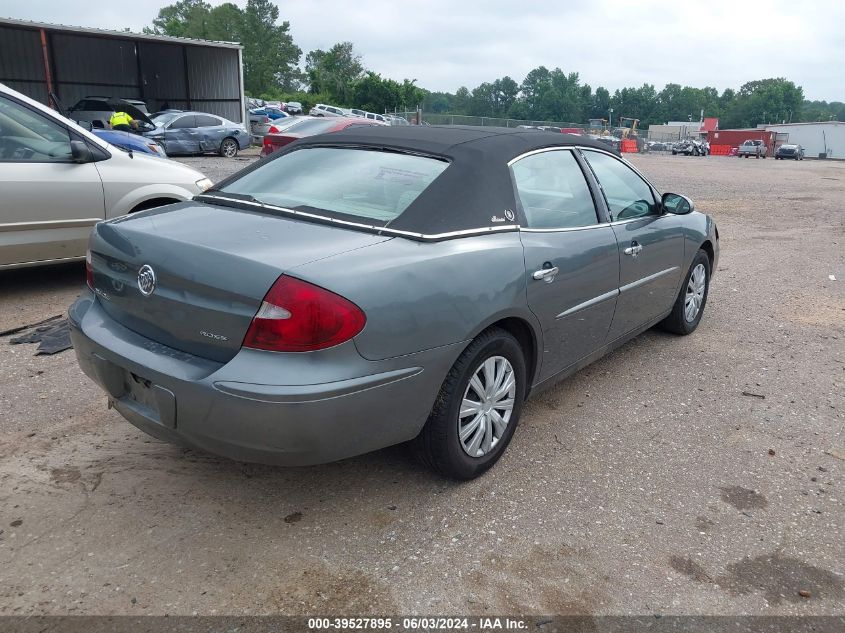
[289,232,537,361]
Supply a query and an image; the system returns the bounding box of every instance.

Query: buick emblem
[137,264,157,297]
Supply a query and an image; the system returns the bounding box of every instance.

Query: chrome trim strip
[196,194,518,240]
[609,217,664,226]
[0,218,101,233]
[619,266,679,294]
[556,288,619,319]
[508,146,578,166]
[508,145,622,167]
[520,222,611,233]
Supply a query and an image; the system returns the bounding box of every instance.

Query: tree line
[147,0,844,127]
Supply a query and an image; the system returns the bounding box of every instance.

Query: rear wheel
[659,249,711,335]
[220,137,239,158]
[412,327,526,479]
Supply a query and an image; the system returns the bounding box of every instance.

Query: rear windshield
[219,147,449,225]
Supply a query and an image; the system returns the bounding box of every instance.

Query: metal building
[762,121,845,159]
[0,17,245,123]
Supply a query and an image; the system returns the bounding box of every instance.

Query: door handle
[533,266,559,281]
[623,242,643,257]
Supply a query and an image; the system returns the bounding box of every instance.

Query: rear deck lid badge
[137,265,157,296]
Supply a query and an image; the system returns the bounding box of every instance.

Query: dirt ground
[0,153,842,617]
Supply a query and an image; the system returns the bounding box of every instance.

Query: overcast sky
[1,0,842,101]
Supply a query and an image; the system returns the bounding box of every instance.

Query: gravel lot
[0,153,842,617]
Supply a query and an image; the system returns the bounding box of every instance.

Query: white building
[763,121,844,158]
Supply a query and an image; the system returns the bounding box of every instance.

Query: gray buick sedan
[70,126,719,479]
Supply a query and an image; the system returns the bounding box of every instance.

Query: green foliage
[305,42,363,103]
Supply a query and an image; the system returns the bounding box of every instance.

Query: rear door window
[195,115,222,127]
[511,149,599,229]
[219,147,448,225]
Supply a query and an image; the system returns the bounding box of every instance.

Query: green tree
[453,87,470,114]
[305,42,363,104]
[145,0,212,38]
[241,0,301,94]
[206,3,244,43]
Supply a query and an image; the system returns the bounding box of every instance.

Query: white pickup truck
[737,139,767,158]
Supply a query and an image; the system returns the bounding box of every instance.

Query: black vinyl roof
[309,124,618,161]
[261,126,621,238]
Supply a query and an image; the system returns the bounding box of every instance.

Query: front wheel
[659,250,711,335]
[412,328,526,479]
[220,137,239,158]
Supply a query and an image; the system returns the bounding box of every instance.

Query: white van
[0,83,213,269]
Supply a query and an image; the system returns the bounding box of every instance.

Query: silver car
[70,126,719,479]
[144,111,251,157]
[0,83,212,269]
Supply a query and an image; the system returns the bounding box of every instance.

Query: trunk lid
[89,200,390,362]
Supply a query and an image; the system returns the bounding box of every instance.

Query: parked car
[260,116,382,157]
[92,129,167,158]
[67,96,152,130]
[245,97,265,110]
[775,144,804,160]
[284,101,303,115]
[249,110,273,140]
[672,139,707,156]
[0,83,212,269]
[144,111,250,157]
[251,106,289,121]
[385,115,409,126]
[737,139,767,158]
[309,104,347,117]
[353,110,387,124]
[71,126,718,479]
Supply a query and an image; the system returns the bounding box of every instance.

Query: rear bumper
[69,292,456,466]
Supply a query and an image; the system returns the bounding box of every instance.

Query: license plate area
[124,372,157,410]
[115,370,177,429]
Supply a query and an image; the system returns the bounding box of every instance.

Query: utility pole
[608,107,613,128]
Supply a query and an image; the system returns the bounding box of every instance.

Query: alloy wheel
[684,263,707,322]
[458,356,516,458]
[222,140,237,157]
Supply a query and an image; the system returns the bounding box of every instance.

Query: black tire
[219,137,239,158]
[412,327,527,479]
[659,249,711,335]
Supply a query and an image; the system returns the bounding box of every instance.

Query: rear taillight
[243,275,366,352]
[85,249,94,289]
[268,125,279,133]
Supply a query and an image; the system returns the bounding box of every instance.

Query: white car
[0,83,213,270]
[309,104,347,117]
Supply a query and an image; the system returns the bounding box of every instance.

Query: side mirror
[76,120,93,131]
[70,140,93,163]
[662,192,694,215]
